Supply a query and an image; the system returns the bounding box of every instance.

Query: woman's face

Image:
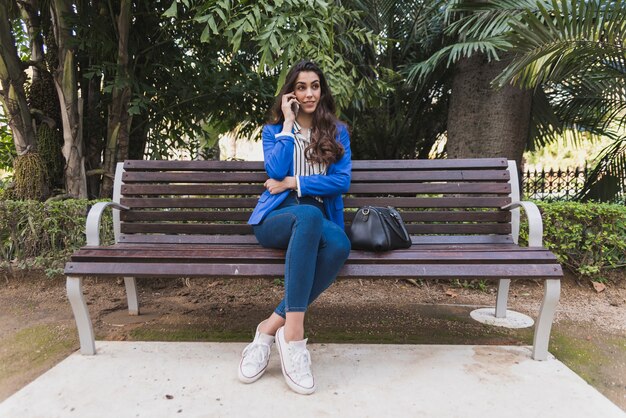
[293,71,321,115]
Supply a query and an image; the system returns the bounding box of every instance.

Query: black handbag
[347,206,412,251]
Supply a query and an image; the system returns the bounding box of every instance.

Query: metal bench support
[124,277,139,315]
[532,279,561,360]
[495,279,511,318]
[66,276,96,355]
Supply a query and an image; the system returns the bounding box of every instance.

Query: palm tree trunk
[101,0,132,198]
[0,4,37,154]
[51,0,87,198]
[447,53,532,170]
[18,0,44,83]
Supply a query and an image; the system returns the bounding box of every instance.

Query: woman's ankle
[283,325,305,342]
[258,315,284,336]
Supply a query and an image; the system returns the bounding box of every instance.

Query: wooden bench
[65,158,562,360]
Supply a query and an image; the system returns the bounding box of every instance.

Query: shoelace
[242,342,270,367]
[289,346,312,379]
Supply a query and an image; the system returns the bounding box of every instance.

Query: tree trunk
[51,0,87,198]
[447,53,532,170]
[84,73,104,198]
[18,0,44,83]
[129,115,148,160]
[80,0,105,198]
[101,0,132,198]
[0,4,37,154]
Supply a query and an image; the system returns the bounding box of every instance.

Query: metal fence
[521,166,589,201]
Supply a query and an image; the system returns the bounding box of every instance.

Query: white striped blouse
[293,121,327,200]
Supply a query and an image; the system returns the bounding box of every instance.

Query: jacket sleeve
[298,125,352,197]
[262,125,294,180]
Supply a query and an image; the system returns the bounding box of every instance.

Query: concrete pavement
[0,341,623,418]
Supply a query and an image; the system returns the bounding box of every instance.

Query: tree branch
[22,60,47,72]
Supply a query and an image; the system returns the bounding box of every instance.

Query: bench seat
[67,243,561,278]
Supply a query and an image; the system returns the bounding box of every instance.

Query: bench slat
[120,182,511,196]
[64,262,562,278]
[91,242,527,251]
[121,223,253,234]
[123,172,269,183]
[343,197,511,208]
[119,196,512,209]
[124,160,264,171]
[120,210,510,223]
[119,222,511,235]
[353,170,510,182]
[123,158,509,171]
[121,170,511,183]
[351,159,509,170]
[118,234,259,244]
[121,211,254,222]
[120,197,259,208]
[350,183,511,194]
[71,248,558,264]
[117,234,515,245]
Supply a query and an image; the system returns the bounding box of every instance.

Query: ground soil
[0,269,625,410]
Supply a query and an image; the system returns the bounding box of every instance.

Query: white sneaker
[276,326,316,395]
[238,325,274,383]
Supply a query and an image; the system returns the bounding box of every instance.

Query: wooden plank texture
[71,248,558,264]
[65,262,562,278]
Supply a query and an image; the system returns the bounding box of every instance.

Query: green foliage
[341,0,452,159]
[520,201,626,281]
[408,0,626,201]
[0,111,16,170]
[189,0,382,110]
[452,278,489,292]
[0,199,114,273]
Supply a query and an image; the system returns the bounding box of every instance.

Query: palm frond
[405,0,540,86]
[445,0,545,40]
[496,0,626,87]
[578,135,626,202]
[528,87,563,150]
[406,38,510,85]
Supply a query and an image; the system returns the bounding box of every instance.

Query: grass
[0,323,76,381]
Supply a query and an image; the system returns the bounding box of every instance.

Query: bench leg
[124,277,139,315]
[66,276,96,355]
[495,279,511,318]
[532,279,561,361]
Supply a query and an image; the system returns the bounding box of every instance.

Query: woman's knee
[293,205,324,229]
[322,228,351,261]
[336,232,352,260]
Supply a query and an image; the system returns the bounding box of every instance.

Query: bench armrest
[86,202,129,246]
[501,201,543,247]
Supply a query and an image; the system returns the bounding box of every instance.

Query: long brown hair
[269,60,344,166]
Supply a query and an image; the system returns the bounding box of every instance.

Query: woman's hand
[265,176,296,194]
[281,92,299,125]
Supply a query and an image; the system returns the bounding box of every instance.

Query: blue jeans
[253,192,351,317]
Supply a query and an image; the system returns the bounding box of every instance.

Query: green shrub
[0,199,113,275]
[520,201,626,281]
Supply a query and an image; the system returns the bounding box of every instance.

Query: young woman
[239,60,352,395]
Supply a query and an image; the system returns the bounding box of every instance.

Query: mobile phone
[291,100,299,117]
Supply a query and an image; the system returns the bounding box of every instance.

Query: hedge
[0,200,113,276]
[522,201,626,281]
[0,199,624,282]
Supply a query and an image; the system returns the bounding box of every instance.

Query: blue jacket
[248,122,352,229]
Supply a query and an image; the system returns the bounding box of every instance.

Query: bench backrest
[115,158,516,245]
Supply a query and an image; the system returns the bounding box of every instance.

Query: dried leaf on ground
[445,289,458,298]
[592,281,606,293]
